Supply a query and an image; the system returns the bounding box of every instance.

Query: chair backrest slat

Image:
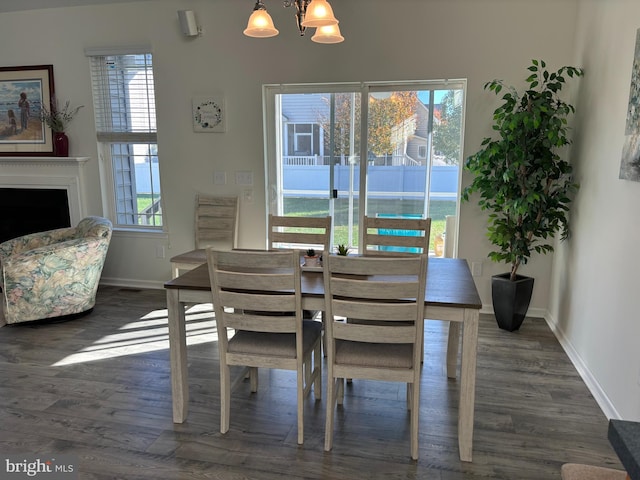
[215,270,294,292]
[222,311,297,333]
[332,299,419,322]
[330,277,420,300]
[219,290,296,313]
[333,322,416,344]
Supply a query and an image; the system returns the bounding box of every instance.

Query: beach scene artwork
[0,78,45,144]
[620,28,640,181]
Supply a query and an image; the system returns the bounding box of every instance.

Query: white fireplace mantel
[0,156,90,167]
[0,156,91,226]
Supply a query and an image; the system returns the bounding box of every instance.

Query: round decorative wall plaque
[192,96,225,132]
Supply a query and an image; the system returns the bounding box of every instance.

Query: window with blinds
[88,51,162,228]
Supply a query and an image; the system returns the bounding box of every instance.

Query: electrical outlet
[471,261,482,277]
[243,188,254,204]
[155,245,165,259]
[235,171,253,186]
[213,171,226,185]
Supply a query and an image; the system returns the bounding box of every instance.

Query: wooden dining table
[164,256,482,462]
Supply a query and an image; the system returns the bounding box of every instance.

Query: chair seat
[561,463,628,480]
[229,320,322,357]
[335,340,413,369]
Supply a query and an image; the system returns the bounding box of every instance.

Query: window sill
[112,228,168,240]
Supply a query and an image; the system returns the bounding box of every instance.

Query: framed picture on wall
[0,64,55,156]
[620,29,640,181]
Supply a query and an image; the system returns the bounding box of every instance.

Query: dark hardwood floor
[0,285,624,479]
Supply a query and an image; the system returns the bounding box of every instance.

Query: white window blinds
[86,48,162,228]
[88,53,157,143]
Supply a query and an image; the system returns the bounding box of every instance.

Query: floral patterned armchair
[0,216,112,325]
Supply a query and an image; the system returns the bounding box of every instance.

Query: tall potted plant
[463,60,583,331]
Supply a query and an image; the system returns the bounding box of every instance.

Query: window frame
[86,47,164,232]
[263,79,466,253]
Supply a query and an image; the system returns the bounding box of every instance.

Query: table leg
[167,289,189,423]
[446,321,461,378]
[458,308,479,462]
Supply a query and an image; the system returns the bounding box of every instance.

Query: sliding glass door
[264,80,465,256]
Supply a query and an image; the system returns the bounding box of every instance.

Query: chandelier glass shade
[244,0,343,43]
[311,24,344,44]
[243,1,279,37]
[301,0,338,27]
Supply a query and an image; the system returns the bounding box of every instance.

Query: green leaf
[463,59,583,271]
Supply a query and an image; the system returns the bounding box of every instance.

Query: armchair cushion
[0,216,112,325]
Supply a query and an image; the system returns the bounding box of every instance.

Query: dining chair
[268,214,331,253]
[354,214,431,362]
[170,195,238,277]
[361,215,431,256]
[207,248,322,445]
[268,213,331,323]
[323,254,428,460]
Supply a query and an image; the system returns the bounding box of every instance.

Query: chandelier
[243,0,344,44]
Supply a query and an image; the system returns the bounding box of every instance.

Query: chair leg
[324,376,337,452]
[337,377,345,405]
[304,353,311,391]
[313,340,322,399]
[321,312,327,357]
[249,367,258,392]
[220,363,231,434]
[297,363,304,445]
[410,380,420,460]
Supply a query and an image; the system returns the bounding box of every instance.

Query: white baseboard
[545,311,620,420]
[99,277,164,290]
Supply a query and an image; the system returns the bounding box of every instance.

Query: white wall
[0,0,580,301]
[548,0,640,421]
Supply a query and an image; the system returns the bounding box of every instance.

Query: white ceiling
[0,0,160,14]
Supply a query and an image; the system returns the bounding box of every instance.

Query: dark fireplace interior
[0,188,71,244]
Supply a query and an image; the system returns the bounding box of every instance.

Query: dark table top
[609,419,640,480]
[164,256,482,310]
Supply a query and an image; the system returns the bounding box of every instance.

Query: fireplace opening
[0,188,71,244]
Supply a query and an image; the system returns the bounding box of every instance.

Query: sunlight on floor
[52,303,217,366]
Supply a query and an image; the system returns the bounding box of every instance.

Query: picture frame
[0,64,55,156]
[620,29,640,181]
[192,95,226,133]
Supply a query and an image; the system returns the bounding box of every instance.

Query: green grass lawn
[137,194,162,226]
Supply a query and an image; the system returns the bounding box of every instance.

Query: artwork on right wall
[619,28,640,181]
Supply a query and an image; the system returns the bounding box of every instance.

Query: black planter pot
[491,273,534,331]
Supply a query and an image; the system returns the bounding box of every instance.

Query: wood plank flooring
[0,285,624,479]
